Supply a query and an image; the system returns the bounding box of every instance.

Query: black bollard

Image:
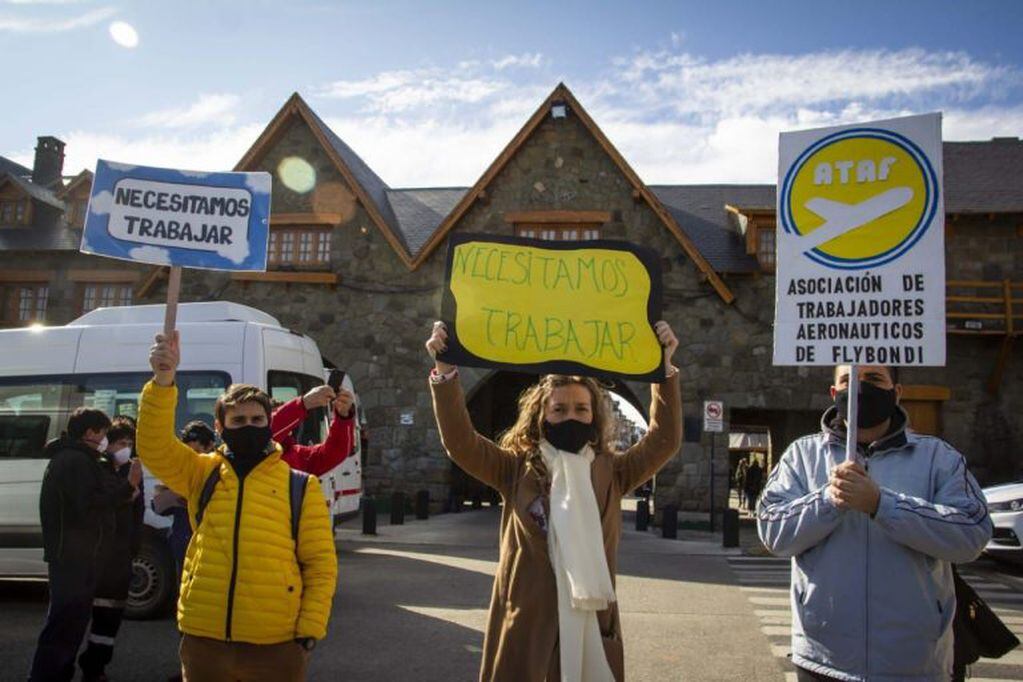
[362,497,377,536]
[722,508,740,548]
[390,491,406,525]
[662,504,678,540]
[415,490,430,520]
[471,494,482,510]
[635,498,650,532]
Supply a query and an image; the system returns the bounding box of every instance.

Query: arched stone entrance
[448,369,648,505]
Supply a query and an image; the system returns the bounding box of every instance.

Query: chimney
[32,136,65,188]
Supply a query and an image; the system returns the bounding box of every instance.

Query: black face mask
[834,382,898,429]
[221,425,272,461]
[542,419,597,453]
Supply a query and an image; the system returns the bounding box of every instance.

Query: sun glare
[109,21,140,49]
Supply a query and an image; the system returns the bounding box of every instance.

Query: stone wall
[2,115,1020,513]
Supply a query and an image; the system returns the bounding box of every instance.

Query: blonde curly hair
[498,375,615,458]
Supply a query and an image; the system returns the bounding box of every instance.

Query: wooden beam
[135,266,168,299]
[67,269,141,283]
[0,269,52,283]
[503,210,612,224]
[230,271,338,285]
[271,212,344,226]
[901,385,952,401]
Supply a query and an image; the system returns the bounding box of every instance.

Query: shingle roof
[303,107,404,247]
[386,188,468,257]
[2,172,64,210]
[0,155,31,179]
[944,139,1023,213]
[0,224,79,251]
[650,185,769,272]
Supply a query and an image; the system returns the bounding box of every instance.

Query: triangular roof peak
[410,83,734,302]
[235,93,413,267]
[57,169,94,198]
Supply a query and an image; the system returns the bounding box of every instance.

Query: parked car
[982,480,1023,562]
[0,301,358,618]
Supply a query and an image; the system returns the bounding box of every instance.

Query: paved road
[1,508,1020,680]
[0,508,780,681]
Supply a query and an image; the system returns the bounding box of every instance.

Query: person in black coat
[78,417,145,682]
[28,408,136,682]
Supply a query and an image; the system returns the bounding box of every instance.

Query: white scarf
[539,440,617,682]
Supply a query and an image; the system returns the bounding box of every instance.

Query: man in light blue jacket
[757,365,991,682]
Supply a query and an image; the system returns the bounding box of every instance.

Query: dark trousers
[77,602,126,678]
[78,553,132,678]
[28,560,97,682]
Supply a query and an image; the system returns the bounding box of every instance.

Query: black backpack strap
[194,465,222,530]
[289,469,310,546]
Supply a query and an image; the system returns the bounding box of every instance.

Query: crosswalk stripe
[761,625,792,636]
[771,644,790,659]
[754,609,790,618]
[740,586,788,593]
[750,596,790,606]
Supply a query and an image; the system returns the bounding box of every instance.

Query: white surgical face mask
[111,446,132,465]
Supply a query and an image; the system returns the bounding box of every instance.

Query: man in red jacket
[272,385,356,477]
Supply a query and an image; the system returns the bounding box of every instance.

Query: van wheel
[125,534,176,620]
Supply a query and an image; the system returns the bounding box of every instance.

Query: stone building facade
[1,85,1020,515]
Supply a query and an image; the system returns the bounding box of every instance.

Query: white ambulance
[0,301,362,617]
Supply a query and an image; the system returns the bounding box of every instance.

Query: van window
[268,371,326,445]
[0,371,230,458]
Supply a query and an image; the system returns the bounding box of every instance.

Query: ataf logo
[780,128,939,270]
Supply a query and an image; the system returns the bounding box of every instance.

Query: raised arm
[426,322,519,494]
[281,398,356,477]
[614,321,683,493]
[136,331,214,497]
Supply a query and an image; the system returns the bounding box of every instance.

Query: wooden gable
[411,83,735,303]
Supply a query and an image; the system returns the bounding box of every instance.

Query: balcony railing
[946,279,1021,337]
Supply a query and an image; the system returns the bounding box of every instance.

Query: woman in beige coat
[426,320,683,681]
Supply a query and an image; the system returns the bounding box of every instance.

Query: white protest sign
[773,113,945,367]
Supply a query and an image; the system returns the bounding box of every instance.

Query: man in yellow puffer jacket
[137,331,337,682]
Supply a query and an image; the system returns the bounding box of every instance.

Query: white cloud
[0,4,113,32]
[128,245,171,265]
[138,93,241,129]
[492,52,543,70]
[7,46,1020,192]
[316,69,508,113]
[88,189,112,215]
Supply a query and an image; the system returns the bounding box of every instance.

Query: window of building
[81,284,133,313]
[0,284,48,325]
[757,228,776,271]
[267,228,332,269]
[0,200,29,226]
[514,224,601,241]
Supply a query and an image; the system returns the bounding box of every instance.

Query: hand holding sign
[426,321,455,375]
[827,460,880,515]
[654,320,678,373]
[149,331,180,388]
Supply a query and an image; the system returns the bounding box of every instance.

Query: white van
[0,301,361,617]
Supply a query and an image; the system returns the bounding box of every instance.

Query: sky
[3,0,1023,187]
